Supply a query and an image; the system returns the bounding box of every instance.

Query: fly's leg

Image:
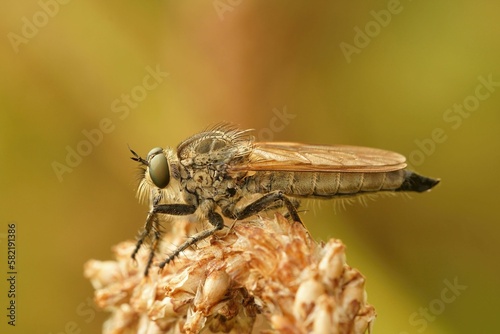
[267,198,302,220]
[131,195,162,265]
[158,211,224,270]
[144,229,160,276]
[225,190,303,225]
[132,201,197,276]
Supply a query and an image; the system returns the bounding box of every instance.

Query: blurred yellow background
[1,1,499,333]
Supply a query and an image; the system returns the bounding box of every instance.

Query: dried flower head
[85,215,376,333]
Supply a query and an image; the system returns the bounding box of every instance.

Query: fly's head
[130,146,182,206]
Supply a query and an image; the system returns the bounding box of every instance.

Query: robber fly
[130,124,439,275]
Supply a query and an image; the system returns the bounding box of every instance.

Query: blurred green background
[1,1,499,333]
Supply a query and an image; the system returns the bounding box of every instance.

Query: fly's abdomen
[245,170,407,198]
[311,170,406,196]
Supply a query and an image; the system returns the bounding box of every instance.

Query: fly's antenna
[129,145,148,165]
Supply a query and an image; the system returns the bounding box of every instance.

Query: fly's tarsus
[144,230,160,276]
[132,211,161,276]
[158,212,225,270]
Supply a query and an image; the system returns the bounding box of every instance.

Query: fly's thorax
[177,127,253,169]
[184,169,216,194]
[181,165,241,202]
[175,126,254,206]
[243,170,406,198]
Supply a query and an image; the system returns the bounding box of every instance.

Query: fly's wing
[229,142,406,173]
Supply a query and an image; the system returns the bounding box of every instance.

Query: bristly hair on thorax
[176,123,256,161]
[203,122,255,144]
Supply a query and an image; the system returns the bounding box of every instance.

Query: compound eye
[148,151,170,189]
[147,147,164,160]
